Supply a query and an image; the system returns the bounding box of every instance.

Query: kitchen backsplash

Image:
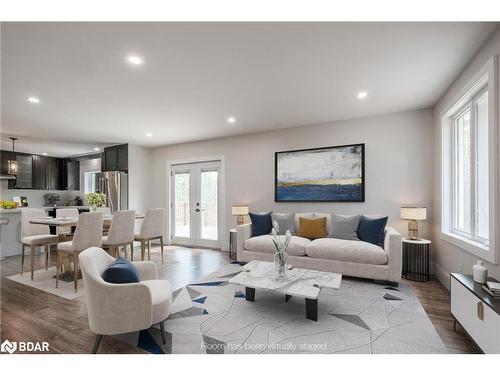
[0,180,83,207]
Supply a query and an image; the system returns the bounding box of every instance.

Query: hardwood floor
[1,246,478,354]
[403,277,480,354]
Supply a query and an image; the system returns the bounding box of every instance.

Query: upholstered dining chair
[79,247,172,353]
[134,208,165,263]
[56,208,80,237]
[96,207,112,216]
[102,210,135,259]
[56,211,103,291]
[21,209,59,280]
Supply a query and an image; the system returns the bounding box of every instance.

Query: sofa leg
[92,334,103,354]
[159,321,166,344]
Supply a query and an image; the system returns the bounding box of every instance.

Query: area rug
[6,266,85,300]
[115,263,448,354]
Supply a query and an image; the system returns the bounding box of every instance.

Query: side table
[402,238,431,281]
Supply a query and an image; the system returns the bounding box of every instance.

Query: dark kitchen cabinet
[1,150,13,175]
[33,155,60,190]
[7,154,34,189]
[102,144,128,172]
[59,159,80,190]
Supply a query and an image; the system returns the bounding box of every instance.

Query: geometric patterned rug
[115,262,448,354]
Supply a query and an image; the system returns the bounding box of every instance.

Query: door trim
[166,155,226,251]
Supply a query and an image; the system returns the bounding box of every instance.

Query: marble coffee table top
[228,260,342,300]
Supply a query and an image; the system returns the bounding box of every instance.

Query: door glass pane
[175,173,190,238]
[476,91,489,241]
[454,109,471,234]
[200,170,218,240]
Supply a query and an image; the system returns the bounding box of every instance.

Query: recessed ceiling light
[357,91,368,99]
[227,117,236,124]
[42,152,48,156]
[27,96,40,104]
[94,147,100,151]
[126,55,144,65]
[146,133,153,137]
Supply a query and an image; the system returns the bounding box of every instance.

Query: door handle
[477,301,484,320]
[195,209,201,212]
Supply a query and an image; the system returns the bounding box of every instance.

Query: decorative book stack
[482,281,500,300]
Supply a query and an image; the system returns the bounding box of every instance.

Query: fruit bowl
[0,201,19,209]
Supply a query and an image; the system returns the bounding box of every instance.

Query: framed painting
[275,143,365,202]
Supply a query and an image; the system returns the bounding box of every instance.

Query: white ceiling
[1,22,497,152]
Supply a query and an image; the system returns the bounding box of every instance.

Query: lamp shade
[232,205,249,216]
[401,207,427,221]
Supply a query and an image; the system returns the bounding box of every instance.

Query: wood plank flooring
[1,246,478,354]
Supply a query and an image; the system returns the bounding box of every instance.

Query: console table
[450,273,500,353]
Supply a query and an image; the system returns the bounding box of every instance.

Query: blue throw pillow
[102,257,140,284]
[249,212,273,237]
[357,216,388,247]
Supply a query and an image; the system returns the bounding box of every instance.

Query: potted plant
[85,192,106,211]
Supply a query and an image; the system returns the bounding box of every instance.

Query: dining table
[29,213,145,281]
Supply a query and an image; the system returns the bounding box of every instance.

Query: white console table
[450,273,500,353]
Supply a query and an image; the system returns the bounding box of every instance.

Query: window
[451,88,489,246]
[84,172,98,195]
[441,56,497,264]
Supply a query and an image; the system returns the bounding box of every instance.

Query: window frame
[440,55,498,264]
[450,86,489,245]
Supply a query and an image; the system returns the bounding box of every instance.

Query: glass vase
[274,251,288,280]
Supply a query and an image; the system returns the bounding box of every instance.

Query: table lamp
[400,207,427,240]
[232,205,249,225]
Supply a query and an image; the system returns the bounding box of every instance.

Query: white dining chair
[56,211,103,291]
[102,210,135,259]
[96,207,112,216]
[21,209,59,280]
[134,208,165,263]
[79,247,172,353]
[56,208,80,237]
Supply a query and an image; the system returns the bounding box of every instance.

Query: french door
[171,161,221,248]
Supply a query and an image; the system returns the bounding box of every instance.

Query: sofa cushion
[329,214,360,240]
[298,217,327,239]
[294,212,314,233]
[306,238,388,265]
[249,212,273,237]
[102,257,140,284]
[357,215,388,247]
[244,235,311,256]
[271,213,295,234]
[313,213,331,236]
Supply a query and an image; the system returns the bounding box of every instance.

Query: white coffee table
[228,260,342,321]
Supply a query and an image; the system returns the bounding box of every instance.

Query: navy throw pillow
[102,257,140,284]
[249,212,273,237]
[357,216,388,247]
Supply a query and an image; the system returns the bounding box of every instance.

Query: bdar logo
[1,339,17,354]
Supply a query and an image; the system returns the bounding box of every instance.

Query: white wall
[128,144,152,226]
[432,27,500,287]
[151,109,433,250]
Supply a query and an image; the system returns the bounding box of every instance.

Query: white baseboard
[431,261,451,290]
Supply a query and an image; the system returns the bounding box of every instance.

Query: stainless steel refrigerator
[94,171,128,213]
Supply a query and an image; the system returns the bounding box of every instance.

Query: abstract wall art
[275,144,365,202]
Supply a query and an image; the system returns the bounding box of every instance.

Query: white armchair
[79,247,172,353]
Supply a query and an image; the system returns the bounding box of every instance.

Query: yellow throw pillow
[298,217,327,239]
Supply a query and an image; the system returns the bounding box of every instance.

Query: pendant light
[7,137,19,175]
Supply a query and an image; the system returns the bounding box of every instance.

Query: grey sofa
[236,213,402,284]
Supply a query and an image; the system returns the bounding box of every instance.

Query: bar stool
[56,211,103,291]
[134,208,165,263]
[21,209,59,280]
[102,210,135,259]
